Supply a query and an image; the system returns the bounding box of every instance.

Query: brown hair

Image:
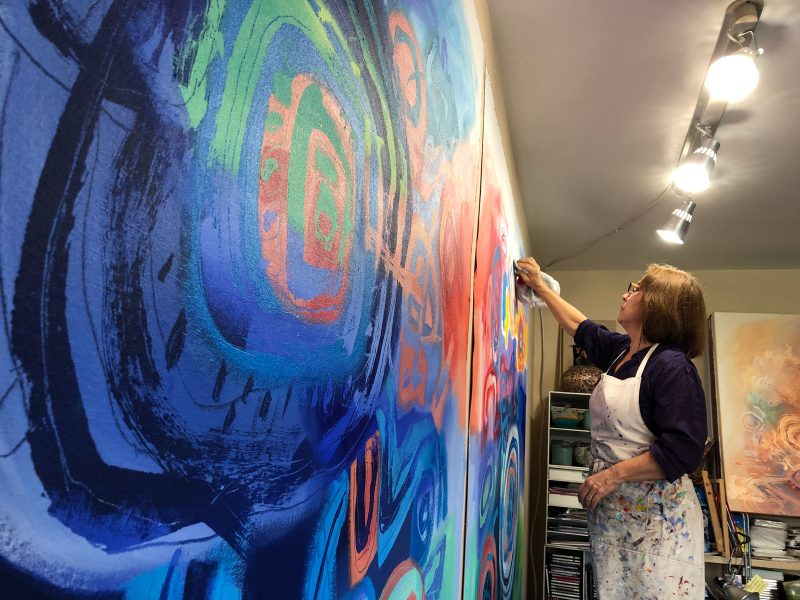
[638,264,707,358]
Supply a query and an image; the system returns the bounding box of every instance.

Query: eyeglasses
[627,282,641,294]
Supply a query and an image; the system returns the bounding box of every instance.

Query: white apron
[587,343,704,600]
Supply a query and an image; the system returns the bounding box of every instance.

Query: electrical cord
[543,184,674,270]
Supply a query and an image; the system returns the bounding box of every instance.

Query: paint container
[783,580,800,600]
[550,441,574,466]
[573,443,592,467]
[582,410,592,430]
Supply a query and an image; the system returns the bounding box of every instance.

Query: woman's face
[617,280,645,331]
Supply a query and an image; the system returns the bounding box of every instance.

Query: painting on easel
[710,312,800,517]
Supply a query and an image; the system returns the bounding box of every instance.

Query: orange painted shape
[398,330,428,409]
[259,74,355,323]
[349,432,381,585]
[378,558,425,600]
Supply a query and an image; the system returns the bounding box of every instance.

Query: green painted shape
[260,157,278,183]
[272,69,293,107]
[462,527,478,600]
[315,147,337,184]
[286,82,352,263]
[210,1,347,173]
[435,517,463,600]
[178,0,227,129]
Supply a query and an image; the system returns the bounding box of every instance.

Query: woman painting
[517,258,708,599]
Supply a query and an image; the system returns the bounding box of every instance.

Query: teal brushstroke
[304,470,348,600]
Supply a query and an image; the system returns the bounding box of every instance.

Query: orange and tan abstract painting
[711,313,800,516]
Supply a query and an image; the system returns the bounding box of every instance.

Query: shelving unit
[704,554,800,574]
[544,391,595,600]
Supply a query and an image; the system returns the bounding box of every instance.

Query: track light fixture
[657,200,696,245]
[655,0,763,245]
[552,1,765,260]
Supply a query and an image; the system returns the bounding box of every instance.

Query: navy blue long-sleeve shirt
[574,319,707,482]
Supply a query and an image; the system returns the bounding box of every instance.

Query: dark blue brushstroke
[157,253,174,282]
[165,310,187,369]
[182,560,218,600]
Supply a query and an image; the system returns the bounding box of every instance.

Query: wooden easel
[702,470,726,555]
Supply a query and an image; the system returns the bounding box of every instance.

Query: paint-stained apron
[587,343,704,599]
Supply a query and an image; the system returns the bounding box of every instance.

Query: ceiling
[488,0,800,271]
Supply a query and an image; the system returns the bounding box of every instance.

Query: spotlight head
[706,46,761,102]
[657,200,696,245]
[672,137,720,194]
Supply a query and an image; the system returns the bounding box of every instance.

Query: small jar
[573,443,592,467]
[550,441,574,466]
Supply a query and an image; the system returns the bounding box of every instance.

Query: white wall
[539,268,800,393]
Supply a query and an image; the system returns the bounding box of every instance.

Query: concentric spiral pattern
[499,427,520,594]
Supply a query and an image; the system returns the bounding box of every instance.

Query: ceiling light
[657,200,696,245]
[672,137,720,194]
[705,45,762,102]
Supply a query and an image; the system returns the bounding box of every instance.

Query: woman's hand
[578,467,621,510]
[579,453,667,509]
[515,257,545,294]
[514,256,586,336]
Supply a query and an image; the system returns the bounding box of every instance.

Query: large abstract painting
[464,76,528,599]
[711,313,800,517]
[0,0,490,596]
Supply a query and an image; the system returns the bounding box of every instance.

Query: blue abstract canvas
[0,0,491,597]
